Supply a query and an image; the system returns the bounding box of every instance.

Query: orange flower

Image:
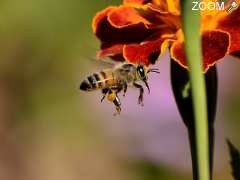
[92,0,240,72]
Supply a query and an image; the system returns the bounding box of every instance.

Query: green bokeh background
[0,0,240,179]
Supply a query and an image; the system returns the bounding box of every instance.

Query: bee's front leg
[107,89,121,115]
[133,82,144,106]
[123,83,128,97]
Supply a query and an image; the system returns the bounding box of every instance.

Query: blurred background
[0,0,240,179]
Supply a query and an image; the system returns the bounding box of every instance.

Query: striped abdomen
[80,70,117,91]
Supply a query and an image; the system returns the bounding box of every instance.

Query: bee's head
[136,64,160,93]
[136,65,149,93]
[136,65,148,81]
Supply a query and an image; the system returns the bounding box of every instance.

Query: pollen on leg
[107,91,117,101]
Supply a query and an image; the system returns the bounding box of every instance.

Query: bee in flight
[80,63,160,115]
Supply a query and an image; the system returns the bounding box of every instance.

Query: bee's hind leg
[107,89,121,115]
[133,82,144,106]
[113,97,121,116]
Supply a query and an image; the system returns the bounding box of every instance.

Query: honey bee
[80,63,160,115]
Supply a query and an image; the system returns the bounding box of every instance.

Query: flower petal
[166,0,180,14]
[147,3,180,29]
[123,37,170,65]
[95,14,157,44]
[171,30,230,72]
[217,7,240,53]
[97,44,124,58]
[92,6,116,33]
[124,0,151,5]
[93,7,158,54]
[151,0,180,14]
[92,6,157,44]
[108,6,150,28]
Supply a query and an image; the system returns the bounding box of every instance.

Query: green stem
[180,1,210,180]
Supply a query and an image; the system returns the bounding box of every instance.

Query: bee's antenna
[149,68,159,71]
[147,68,160,74]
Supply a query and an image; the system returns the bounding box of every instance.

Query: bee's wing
[81,43,124,68]
[87,56,122,69]
[113,63,134,80]
[98,57,121,66]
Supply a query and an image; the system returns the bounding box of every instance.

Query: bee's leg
[133,82,144,106]
[112,86,122,93]
[101,95,106,102]
[113,95,121,116]
[123,83,128,97]
[101,88,109,102]
[107,89,121,115]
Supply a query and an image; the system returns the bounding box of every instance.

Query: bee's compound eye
[139,67,145,76]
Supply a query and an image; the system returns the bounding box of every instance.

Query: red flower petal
[171,30,230,72]
[108,6,150,28]
[147,3,180,30]
[217,7,240,54]
[124,0,151,5]
[93,6,159,53]
[92,6,116,33]
[96,17,158,46]
[97,44,124,58]
[123,38,169,65]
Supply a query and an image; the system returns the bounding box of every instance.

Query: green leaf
[227,140,240,180]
